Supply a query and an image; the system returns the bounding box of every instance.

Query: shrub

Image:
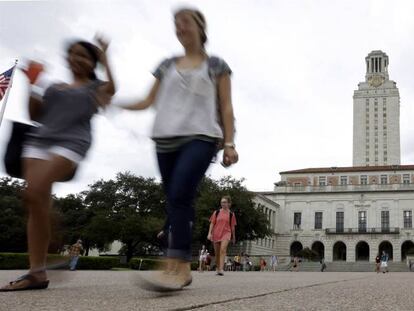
[77,256,119,270]
[129,258,161,270]
[190,261,199,271]
[0,253,29,269]
[0,253,119,270]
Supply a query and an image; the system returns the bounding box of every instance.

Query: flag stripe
[0,67,14,101]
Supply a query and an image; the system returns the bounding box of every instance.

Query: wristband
[224,142,235,149]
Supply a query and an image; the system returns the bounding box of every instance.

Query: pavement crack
[170,276,370,311]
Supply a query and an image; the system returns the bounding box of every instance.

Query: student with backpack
[121,8,238,291]
[207,195,237,276]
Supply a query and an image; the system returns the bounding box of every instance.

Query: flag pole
[0,59,18,128]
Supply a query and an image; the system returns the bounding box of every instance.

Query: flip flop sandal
[0,274,49,292]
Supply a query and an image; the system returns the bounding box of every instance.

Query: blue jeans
[69,256,79,270]
[157,139,216,262]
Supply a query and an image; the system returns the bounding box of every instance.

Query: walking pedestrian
[270,254,278,272]
[205,252,212,271]
[375,253,381,273]
[292,256,300,272]
[320,258,327,272]
[68,240,83,271]
[259,257,267,271]
[207,195,237,276]
[198,245,208,272]
[234,253,241,271]
[122,7,238,291]
[245,254,252,271]
[0,37,116,292]
[380,251,389,273]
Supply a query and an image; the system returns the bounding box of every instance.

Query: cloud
[1,0,414,195]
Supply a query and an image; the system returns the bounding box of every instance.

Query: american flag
[0,67,14,101]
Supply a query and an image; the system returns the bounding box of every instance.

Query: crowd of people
[197,250,281,272]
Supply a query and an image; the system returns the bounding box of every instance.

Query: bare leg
[24,157,74,277]
[214,242,221,272]
[219,240,230,273]
[1,156,75,291]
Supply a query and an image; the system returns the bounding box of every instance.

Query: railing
[275,183,414,193]
[325,227,400,234]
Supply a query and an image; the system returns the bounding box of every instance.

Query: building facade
[248,51,413,262]
[255,166,414,262]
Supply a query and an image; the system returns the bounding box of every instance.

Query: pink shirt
[210,209,237,242]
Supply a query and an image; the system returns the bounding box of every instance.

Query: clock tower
[353,50,400,166]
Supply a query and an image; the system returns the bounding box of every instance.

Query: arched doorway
[311,241,325,260]
[333,241,347,261]
[355,241,370,261]
[401,240,414,261]
[290,241,303,257]
[378,241,393,260]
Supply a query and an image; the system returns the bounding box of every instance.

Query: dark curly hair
[66,40,102,80]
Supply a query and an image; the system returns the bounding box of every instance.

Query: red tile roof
[280,164,414,174]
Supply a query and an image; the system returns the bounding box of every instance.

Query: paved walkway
[0,270,413,310]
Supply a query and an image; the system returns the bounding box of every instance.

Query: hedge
[0,253,119,270]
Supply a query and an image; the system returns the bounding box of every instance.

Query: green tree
[0,177,26,252]
[83,172,165,261]
[53,193,113,255]
[193,176,272,248]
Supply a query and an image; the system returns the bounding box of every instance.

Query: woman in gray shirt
[123,8,238,291]
[0,37,115,292]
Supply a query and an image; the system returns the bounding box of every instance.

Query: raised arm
[23,61,45,122]
[94,36,116,106]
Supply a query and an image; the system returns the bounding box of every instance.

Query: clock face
[368,75,384,87]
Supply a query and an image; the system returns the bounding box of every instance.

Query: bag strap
[214,209,234,227]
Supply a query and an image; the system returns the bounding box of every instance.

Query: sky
[1,0,414,197]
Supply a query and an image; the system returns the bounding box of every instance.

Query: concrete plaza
[0,270,413,311]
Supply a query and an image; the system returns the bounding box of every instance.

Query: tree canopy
[0,174,271,261]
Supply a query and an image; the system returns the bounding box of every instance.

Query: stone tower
[353,50,400,166]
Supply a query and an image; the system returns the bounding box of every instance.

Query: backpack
[214,209,234,226]
[156,56,235,149]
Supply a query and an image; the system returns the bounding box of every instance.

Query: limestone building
[247,51,414,263]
